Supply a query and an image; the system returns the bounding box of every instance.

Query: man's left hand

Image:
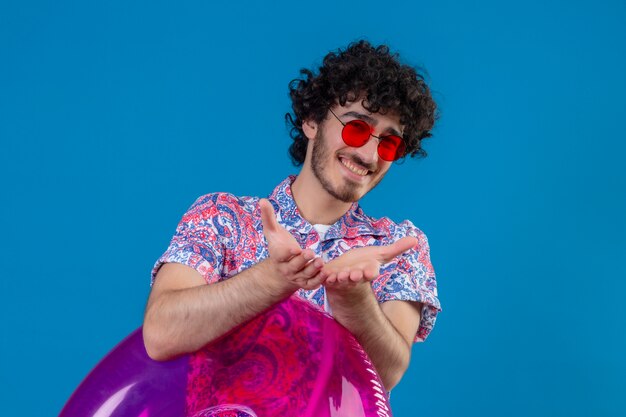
[321,236,418,289]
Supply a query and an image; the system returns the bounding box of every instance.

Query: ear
[302,118,318,141]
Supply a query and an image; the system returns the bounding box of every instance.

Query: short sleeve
[375,221,442,343]
[151,194,225,286]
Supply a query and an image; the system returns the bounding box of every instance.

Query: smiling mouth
[339,156,370,177]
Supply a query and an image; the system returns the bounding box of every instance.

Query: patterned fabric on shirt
[151,175,442,342]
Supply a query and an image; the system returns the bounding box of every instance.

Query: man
[143,40,441,392]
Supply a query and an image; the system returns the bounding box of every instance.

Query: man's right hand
[259,198,325,291]
[143,199,327,361]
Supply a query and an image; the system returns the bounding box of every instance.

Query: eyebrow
[340,111,403,137]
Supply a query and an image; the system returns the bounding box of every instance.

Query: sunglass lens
[378,136,406,161]
[342,120,371,147]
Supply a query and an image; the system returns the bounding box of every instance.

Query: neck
[291,167,353,225]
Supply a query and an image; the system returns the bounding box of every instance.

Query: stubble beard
[310,129,384,203]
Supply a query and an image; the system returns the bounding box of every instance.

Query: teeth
[340,158,368,176]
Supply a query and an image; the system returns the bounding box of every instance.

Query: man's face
[308,100,403,203]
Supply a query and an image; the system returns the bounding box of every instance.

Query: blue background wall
[1,1,625,416]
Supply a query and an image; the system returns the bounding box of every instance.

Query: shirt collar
[267,175,386,239]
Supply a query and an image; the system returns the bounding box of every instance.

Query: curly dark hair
[286,40,438,166]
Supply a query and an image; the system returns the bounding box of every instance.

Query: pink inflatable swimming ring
[59,296,392,417]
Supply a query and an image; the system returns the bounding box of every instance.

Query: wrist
[326,280,371,296]
[326,282,375,313]
[258,258,299,299]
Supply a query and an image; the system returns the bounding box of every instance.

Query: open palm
[259,198,325,290]
[321,237,418,287]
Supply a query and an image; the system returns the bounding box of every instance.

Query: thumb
[259,198,279,234]
[378,236,418,263]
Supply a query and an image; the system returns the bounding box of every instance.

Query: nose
[355,134,380,166]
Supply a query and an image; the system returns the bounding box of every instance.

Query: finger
[301,257,324,277]
[337,270,350,283]
[304,270,326,290]
[303,280,323,291]
[301,249,316,262]
[287,251,312,272]
[363,265,379,281]
[320,268,330,278]
[259,198,279,235]
[285,247,305,262]
[349,269,364,282]
[274,248,300,263]
[379,236,418,263]
[287,250,316,272]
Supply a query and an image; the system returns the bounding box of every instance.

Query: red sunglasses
[328,108,406,161]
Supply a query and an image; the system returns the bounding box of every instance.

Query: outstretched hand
[259,199,325,290]
[321,236,418,290]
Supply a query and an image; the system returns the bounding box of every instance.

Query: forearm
[143,259,296,360]
[327,284,410,391]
